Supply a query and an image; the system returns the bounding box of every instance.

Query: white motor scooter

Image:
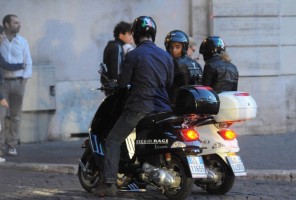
[193,91,257,194]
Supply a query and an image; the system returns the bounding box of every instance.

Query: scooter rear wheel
[201,154,235,194]
[164,156,193,200]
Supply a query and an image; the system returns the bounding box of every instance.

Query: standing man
[0,24,24,162]
[0,14,32,156]
[103,21,133,80]
[95,16,174,197]
[101,21,133,96]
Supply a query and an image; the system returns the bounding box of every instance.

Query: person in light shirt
[187,36,198,59]
[0,14,32,158]
[0,25,24,107]
[0,24,24,162]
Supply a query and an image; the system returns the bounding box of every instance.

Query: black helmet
[131,16,157,46]
[199,36,226,61]
[164,30,189,56]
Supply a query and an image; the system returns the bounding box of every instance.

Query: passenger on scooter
[199,36,239,93]
[164,30,203,101]
[95,16,174,197]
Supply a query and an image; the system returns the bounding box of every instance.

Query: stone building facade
[0,0,295,142]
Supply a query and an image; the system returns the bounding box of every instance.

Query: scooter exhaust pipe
[198,168,219,183]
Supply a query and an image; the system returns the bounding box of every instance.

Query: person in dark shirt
[95,16,174,197]
[101,21,133,96]
[199,36,239,93]
[103,21,133,80]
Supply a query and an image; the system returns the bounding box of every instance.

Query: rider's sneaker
[118,180,147,192]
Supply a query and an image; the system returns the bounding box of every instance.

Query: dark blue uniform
[103,40,174,184]
[118,40,174,113]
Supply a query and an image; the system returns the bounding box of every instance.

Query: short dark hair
[2,14,18,28]
[113,21,131,39]
[0,25,4,34]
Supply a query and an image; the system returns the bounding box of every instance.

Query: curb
[0,162,78,175]
[242,169,296,182]
[0,162,295,182]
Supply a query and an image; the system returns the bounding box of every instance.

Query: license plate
[226,155,247,176]
[186,156,207,178]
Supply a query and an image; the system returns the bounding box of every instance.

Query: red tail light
[181,128,199,141]
[234,92,249,96]
[218,129,237,140]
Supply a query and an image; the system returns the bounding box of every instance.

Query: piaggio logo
[136,139,168,144]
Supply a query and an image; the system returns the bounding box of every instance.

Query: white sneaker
[8,147,17,156]
[0,156,5,162]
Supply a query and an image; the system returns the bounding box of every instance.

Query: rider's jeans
[103,109,147,184]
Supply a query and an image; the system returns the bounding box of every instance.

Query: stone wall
[0,0,295,141]
[210,0,296,134]
[0,0,192,140]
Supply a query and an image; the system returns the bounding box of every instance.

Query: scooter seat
[137,111,176,128]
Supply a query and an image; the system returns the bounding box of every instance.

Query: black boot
[92,183,118,197]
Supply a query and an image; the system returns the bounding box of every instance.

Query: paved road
[238,132,296,170]
[0,168,295,200]
[1,132,296,199]
[2,132,296,170]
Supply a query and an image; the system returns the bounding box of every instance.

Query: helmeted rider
[199,36,239,93]
[95,16,174,197]
[164,30,202,100]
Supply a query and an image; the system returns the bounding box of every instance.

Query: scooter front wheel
[200,154,235,194]
[78,146,102,192]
